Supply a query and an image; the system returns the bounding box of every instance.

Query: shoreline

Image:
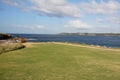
[24,42,120,52]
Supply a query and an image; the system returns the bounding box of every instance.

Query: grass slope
[0,43,120,80]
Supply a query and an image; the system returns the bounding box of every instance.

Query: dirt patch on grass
[23,43,34,47]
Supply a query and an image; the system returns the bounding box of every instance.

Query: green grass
[0,43,120,80]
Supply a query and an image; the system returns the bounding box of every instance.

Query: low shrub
[0,43,25,54]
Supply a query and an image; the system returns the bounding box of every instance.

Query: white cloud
[3,0,82,18]
[30,25,46,29]
[30,0,82,17]
[3,0,120,17]
[0,23,47,33]
[12,24,46,30]
[81,0,120,14]
[106,16,120,24]
[93,25,120,33]
[65,20,91,29]
[97,16,120,24]
[3,0,19,6]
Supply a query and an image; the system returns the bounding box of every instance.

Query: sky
[0,0,120,34]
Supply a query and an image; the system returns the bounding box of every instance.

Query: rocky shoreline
[0,33,26,54]
[0,33,27,43]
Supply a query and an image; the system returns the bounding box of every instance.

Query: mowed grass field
[0,42,120,80]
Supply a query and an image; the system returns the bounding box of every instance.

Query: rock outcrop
[0,33,27,43]
[0,33,13,40]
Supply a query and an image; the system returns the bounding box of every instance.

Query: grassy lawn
[0,42,120,80]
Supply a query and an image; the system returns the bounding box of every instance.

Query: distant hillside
[58,33,120,36]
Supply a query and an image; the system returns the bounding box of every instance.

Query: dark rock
[0,33,13,40]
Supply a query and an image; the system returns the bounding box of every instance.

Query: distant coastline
[2,33,120,36]
[1,33,120,48]
[58,33,120,36]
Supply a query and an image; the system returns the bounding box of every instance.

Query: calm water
[13,34,120,48]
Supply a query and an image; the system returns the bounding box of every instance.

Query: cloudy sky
[0,0,120,34]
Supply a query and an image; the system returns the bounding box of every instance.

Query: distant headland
[58,33,120,36]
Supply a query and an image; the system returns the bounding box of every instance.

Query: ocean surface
[13,34,120,48]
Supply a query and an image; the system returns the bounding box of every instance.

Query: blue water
[12,34,120,48]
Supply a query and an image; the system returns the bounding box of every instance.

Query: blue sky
[0,0,120,34]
